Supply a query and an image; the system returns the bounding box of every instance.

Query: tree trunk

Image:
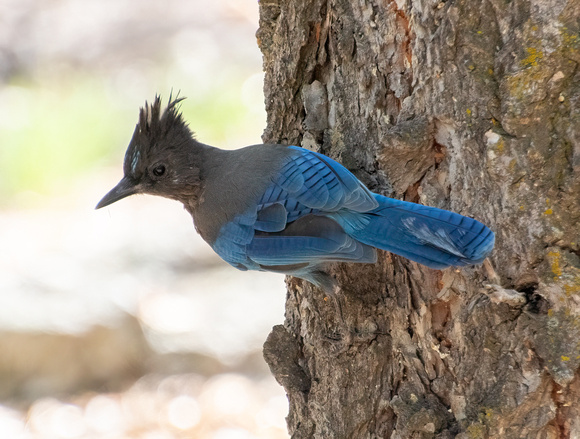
[258,0,580,437]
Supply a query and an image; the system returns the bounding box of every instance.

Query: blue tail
[331,194,495,269]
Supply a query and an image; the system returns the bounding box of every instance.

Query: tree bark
[258,0,580,437]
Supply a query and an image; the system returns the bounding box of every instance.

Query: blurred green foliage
[0,77,120,203]
[0,72,263,207]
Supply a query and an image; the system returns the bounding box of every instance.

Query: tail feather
[333,194,495,269]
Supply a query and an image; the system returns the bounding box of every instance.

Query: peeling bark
[258,0,580,437]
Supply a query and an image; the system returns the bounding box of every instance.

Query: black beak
[95,177,140,209]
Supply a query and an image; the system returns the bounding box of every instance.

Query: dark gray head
[96,96,204,209]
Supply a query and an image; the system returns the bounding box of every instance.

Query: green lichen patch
[534,306,580,386]
[520,47,544,68]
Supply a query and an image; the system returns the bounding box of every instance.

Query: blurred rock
[0,314,150,402]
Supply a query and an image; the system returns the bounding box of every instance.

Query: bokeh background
[0,1,290,438]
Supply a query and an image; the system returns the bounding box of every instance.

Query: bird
[96,96,495,292]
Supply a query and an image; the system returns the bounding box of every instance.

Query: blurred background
[0,0,290,438]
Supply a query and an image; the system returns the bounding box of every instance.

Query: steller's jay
[96,96,495,291]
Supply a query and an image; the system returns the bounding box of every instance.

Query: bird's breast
[190,144,294,244]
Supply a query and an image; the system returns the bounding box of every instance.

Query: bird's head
[96,95,204,209]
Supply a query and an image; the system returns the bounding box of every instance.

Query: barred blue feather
[211,146,494,283]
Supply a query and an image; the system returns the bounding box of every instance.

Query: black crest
[138,94,188,137]
[123,94,194,178]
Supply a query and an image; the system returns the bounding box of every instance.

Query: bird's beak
[95,177,140,209]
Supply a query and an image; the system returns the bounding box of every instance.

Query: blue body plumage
[211,146,494,286]
[96,97,495,290]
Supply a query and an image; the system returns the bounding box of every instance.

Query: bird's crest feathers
[138,94,188,136]
[123,94,197,179]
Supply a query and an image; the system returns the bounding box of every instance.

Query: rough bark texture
[258,0,580,437]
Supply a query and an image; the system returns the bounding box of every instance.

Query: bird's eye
[151,164,166,178]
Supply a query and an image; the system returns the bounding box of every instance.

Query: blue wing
[211,146,377,271]
[269,146,378,213]
[210,145,495,274]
